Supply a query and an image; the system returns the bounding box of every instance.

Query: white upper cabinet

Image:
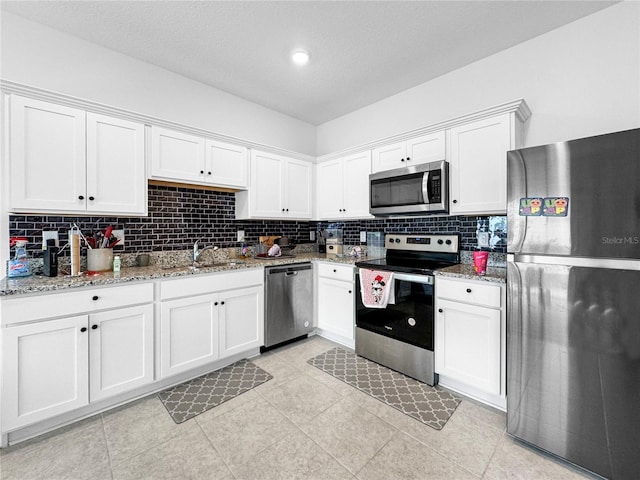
[372,131,445,173]
[316,151,372,220]
[150,127,248,189]
[448,113,522,215]
[86,113,146,214]
[9,95,146,215]
[235,150,312,219]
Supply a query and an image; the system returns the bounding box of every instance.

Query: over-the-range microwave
[369,160,449,216]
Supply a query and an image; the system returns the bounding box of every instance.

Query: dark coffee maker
[43,239,59,277]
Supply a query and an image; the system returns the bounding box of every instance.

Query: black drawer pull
[466,288,472,293]
[92,324,98,330]
[80,327,87,332]
[92,295,99,301]
[221,301,225,305]
[214,301,219,306]
[438,308,443,313]
[78,195,85,200]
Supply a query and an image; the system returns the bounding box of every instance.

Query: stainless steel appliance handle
[507,151,527,253]
[422,171,431,205]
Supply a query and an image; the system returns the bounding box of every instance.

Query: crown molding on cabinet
[0,79,315,163]
[316,98,531,163]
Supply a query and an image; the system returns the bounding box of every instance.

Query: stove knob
[437,239,444,245]
[445,239,452,245]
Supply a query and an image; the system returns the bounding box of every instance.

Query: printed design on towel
[157,359,272,424]
[359,268,395,308]
[308,347,461,430]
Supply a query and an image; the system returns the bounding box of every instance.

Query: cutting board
[259,236,281,247]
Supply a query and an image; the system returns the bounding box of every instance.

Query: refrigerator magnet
[543,197,569,216]
[519,197,544,216]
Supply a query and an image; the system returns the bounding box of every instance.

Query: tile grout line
[99,414,116,480]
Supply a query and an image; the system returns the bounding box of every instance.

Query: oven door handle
[392,272,434,284]
[422,171,431,205]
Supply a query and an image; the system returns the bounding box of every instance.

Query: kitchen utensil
[102,225,113,248]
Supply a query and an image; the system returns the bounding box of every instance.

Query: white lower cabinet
[159,270,264,379]
[159,285,263,379]
[2,300,154,431]
[315,263,355,347]
[435,276,506,409]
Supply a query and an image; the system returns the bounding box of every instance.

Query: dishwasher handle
[266,263,312,275]
[285,271,297,276]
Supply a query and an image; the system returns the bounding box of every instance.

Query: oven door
[355,272,435,351]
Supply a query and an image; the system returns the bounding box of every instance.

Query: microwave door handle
[422,171,431,205]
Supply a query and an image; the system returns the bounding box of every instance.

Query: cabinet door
[10,96,87,213]
[89,304,154,402]
[205,139,248,188]
[86,113,146,215]
[160,294,219,379]
[284,158,312,218]
[2,315,89,430]
[150,127,205,183]
[406,131,445,166]
[342,151,372,219]
[249,150,284,217]
[315,159,344,219]
[435,299,501,395]
[449,115,512,215]
[219,286,264,358]
[317,277,355,342]
[371,141,406,173]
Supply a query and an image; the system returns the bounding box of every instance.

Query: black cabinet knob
[92,324,98,330]
[88,196,95,201]
[78,195,85,200]
[400,158,405,162]
[80,327,87,332]
[214,301,219,306]
[453,199,458,204]
[466,288,472,293]
[406,156,411,161]
[333,269,337,273]
[438,308,443,313]
[221,301,225,305]
[200,170,204,174]
[348,290,352,294]
[92,295,99,301]
[286,208,289,212]
[207,171,212,175]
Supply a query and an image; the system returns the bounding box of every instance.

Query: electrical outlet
[309,231,316,241]
[42,230,59,249]
[360,231,367,243]
[237,230,245,242]
[477,231,490,248]
[112,229,125,247]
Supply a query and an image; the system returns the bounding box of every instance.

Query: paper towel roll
[70,231,81,276]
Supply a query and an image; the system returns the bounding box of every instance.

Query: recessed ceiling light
[291,49,310,66]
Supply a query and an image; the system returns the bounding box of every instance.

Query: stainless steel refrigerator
[506,128,640,479]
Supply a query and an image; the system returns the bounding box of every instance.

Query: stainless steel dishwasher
[263,262,313,350]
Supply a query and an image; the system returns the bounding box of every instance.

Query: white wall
[316,2,640,155]
[0,12,317,156]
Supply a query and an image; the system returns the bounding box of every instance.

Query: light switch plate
[42,230,59,249]
[309,231,316,241]
[237,230,245,242]
[360,231,367,243]
[112,229,125,247]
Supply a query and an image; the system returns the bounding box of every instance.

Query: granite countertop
[434,264,506,284]
[0,253,360,297]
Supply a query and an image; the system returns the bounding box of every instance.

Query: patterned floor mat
[308,347,461,430]
[158,359,272,424]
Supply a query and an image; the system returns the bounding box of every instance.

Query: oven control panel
[385,234,459,253]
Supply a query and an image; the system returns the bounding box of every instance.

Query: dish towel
[359,269,395,308]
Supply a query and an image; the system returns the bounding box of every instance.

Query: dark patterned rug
[308,347,461,430]
[158,359,272,424]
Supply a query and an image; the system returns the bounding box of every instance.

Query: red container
[473,251,489,275]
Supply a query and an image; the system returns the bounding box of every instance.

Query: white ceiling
[1,1,618,125]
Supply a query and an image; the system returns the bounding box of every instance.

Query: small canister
[325,238,343,258]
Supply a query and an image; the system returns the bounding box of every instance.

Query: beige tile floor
[0,336,596,480]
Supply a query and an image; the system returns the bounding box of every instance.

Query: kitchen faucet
[193,240,218,264]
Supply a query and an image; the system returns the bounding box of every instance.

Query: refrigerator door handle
[507,150,528,253]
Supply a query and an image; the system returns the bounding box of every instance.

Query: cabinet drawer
[160,268,263,300]
[2,283,154,325]
[317,263,354,282]
[436,278,501,309]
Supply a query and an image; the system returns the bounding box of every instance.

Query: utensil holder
[87,248,114,272]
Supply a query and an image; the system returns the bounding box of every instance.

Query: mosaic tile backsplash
[8,184,506,258]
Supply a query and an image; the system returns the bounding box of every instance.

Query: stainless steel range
[355,234,459,385]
